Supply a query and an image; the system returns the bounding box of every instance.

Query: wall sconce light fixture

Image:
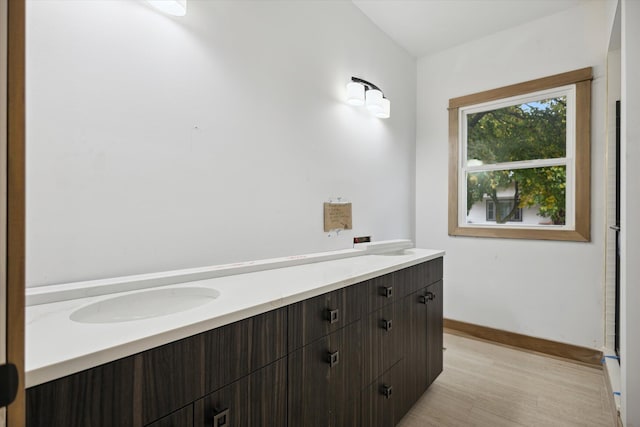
[346,77,390,119]
[146,0,187,16]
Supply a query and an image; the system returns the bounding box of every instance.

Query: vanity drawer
[26,356,137,427]
[288,284,364,351]
[288,320,362,427]
[137,333,206,425]
[132,307,288,425]
[363,272,406,314]
[205,307,287,392]
[194,358,287,427]
[362,300,406,387]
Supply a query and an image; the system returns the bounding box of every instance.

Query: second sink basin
[70,286,220,324]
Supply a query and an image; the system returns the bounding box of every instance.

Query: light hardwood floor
[398,333,616,427]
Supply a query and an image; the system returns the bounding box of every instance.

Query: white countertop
[26,246,444,388]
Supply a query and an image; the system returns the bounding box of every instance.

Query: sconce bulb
[346,82,365,106]
[366,89,384,115]
[147,0,187,16]
[376,98,391,119]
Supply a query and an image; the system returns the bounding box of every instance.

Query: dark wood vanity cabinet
[26,257,443,427]
[26,308,287,427]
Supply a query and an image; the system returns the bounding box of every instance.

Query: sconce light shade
[147,0,187,16]
[346,82,365,106]
[376,98,391,119]
[347,76,390,119]
[365,89,384,115]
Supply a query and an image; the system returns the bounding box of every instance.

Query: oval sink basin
[70,287,220,324]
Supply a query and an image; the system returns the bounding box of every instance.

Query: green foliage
[466,98,567,225]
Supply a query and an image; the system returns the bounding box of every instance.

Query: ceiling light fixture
[346,77,390,119]
[146,0,187,16]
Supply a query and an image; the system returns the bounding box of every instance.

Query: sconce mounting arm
[351,77,383,95]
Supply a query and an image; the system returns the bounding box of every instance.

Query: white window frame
[458,85,576,230]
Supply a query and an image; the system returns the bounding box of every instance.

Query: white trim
[460,85,576,117]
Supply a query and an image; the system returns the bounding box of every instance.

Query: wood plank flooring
[398,333,616,427]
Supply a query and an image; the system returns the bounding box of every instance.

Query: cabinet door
[288,285,363,351]
[362,301,405,387]
[361,360,406,427]
[403,289,428,409]
[145,405,193,427]
[288,321,362,427]
[426,280,444,386]
[194,358,287,427]
[26,356,136,427]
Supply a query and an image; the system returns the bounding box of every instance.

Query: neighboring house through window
[486,199,522,222]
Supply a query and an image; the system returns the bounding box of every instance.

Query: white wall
[620,0,640,424]
[25,0,416,286]
[416,2,612,349]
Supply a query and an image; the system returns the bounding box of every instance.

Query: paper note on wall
[324,202,352,232]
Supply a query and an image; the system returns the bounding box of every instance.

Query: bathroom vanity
[24,246,443,427]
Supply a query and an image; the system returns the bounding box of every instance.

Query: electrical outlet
[353,236,371,244]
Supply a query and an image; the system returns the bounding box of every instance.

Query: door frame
[0,0,7,382]
[615,100,621,356]
[5,0,26,425]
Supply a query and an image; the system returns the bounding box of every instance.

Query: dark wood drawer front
[206,307,287,392]
[425,257,443,287]
[139,334,205,425]
[194,358,287,427]
[145,405,193,427]
[26,356,136,427]
[394,258,443,296]
[362,360,406,427]
[288,334,330,426]
[362,301,405,387]
[363,272,398,314]
[288,320,362,427]
[288,284,363,351]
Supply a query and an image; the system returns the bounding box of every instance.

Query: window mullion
[465,157,568,173]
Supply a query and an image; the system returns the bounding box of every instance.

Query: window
[448,68,592,241]
[486,199,522,222]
